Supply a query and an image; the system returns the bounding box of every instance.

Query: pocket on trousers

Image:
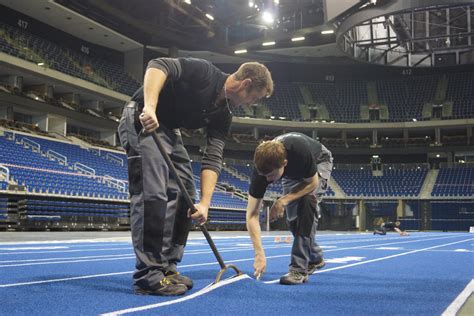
[127,156,143,195]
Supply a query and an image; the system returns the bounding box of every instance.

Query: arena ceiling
[0,0,473,65]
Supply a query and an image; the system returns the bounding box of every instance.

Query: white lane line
[0,238,131,245]
[377,247,403,250]
[0,234,445,256]
[0,247,132,255]
[0,246,69,251]
[442,279,474,316]
[0,234,463,268]
[263,238,474,284]
[0,232,458,247]
[0,254,288,288]
[100,274,252,316]
[102,238,474,315]
[0,235,466,285]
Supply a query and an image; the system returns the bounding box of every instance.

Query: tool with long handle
[150,131,242,283]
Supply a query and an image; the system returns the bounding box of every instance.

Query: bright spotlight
[262,11,274,24]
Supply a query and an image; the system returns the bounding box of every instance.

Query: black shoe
[279,271,309,285]
[165,271,193,290]
[134,277,188,296]
[308,259,326,274]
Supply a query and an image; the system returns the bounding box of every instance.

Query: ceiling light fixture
[291,36,305,42]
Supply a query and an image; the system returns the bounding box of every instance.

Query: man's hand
[254,253,267,280]
[269,199,285,222]
[139,107,159,133]
[189,202,209,226]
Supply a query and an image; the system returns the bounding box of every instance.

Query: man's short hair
[234,62,274,97]
[254,140,286,175]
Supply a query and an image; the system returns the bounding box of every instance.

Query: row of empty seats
[332,167,428,197]
[0,22,140,96]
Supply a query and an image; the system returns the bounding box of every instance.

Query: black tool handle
[151,131,226,269]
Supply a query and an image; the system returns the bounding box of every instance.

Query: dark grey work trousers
[118,102,196,291]
[282,145,333,274]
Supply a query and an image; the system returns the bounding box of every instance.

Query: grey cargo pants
[282,145,333,274]
[118,102,196,291]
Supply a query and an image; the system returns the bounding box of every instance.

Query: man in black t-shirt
[374,221,409,236]
[118,58,273,296]
[246,132,333,285]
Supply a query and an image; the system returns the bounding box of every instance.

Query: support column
[435,127,441,145]
[253,127,259,140]
[372,130,378,147]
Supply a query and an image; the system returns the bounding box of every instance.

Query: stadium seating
[445,72,474,119]
[263,84,305,120]
[332,166,427,197]
[0,22,140,96]
[0,132,128,199]
[376,76,437,122]
[431,165,473,197]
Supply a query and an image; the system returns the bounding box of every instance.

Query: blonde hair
[234,62,274,97]
[254,140,286,174]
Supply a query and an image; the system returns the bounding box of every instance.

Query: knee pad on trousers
[143,199,167,253]
[287,195,316,237]
[172,195,193,246]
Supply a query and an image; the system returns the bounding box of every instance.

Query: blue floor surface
[0,232,472,315]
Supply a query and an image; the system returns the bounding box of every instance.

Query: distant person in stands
[374,220,409,236]
[118,57,273,296]
[245,132,333,285]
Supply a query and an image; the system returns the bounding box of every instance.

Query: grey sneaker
[134,277,188,296]
[165,271,193,290]
[308,260,326,274]
[279,271,309,285]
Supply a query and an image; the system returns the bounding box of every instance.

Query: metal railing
[0,164,9,182]
[106,153,124,166]
[21,137,40,153]
[47,150,67,165]
[103,175,126,193]
[74,162,95,176]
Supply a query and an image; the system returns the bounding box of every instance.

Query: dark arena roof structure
[53,0,474,65]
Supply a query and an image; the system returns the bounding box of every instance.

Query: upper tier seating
[332,167,427,197]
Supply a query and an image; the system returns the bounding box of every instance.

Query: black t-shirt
[130,57,231,175]
[383,222,398,229]
[248,133,323,198]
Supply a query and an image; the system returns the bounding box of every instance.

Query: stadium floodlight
[234,49,247,54]
[205,13,214,20]
[262,41,275,46]
[436,154,440,158]
[248,1,254,7]
[321,30,334,34]
[291,36,305,42]
[262,11,274,24]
